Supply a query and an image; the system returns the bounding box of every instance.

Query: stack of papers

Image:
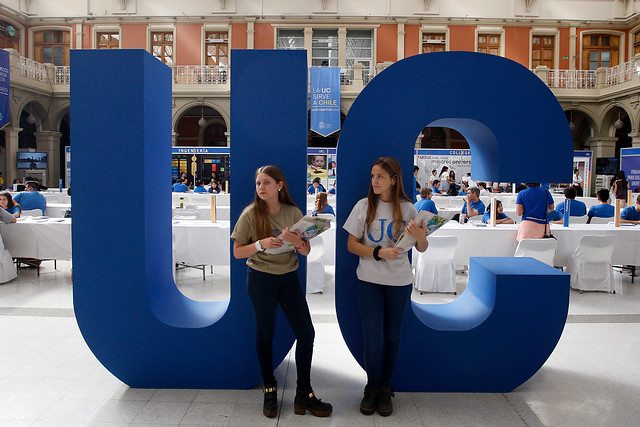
[394,211,448,252]
[265,215,332,254]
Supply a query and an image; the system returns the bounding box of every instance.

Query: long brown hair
[0,192,20,213]
[365,157,411,240]
[314,192,328,213]
[252,165,298,239]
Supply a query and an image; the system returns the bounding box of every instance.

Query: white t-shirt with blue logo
[343,198,417,286]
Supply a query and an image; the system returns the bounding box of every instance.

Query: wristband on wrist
[373,245,382,261]
[294,241,306,250]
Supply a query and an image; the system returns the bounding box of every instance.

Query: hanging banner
[621,147,640,192]
[310,67,340,137]
[0,49,9,130]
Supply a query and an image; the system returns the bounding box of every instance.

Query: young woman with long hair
[343,157,428,417]
[230,165,332,419]
[313,192,335,216]
[0,192,21,217]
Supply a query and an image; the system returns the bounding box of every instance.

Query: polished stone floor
[0,260,639,426]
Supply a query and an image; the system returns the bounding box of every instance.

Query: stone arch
[563,106,598,150]
[172,100,229,133]
[174,101,228,147]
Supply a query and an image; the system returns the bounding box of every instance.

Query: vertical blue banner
[310,67,340,136]
[0,49,9,130]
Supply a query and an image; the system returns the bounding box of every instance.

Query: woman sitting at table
[482,200,514,224]
[313,192,335,216]
[0,192,21,218]
[208,179,224,194]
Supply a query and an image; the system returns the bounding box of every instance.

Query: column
[304,28,313,67]
[627,132,640,148]
[172,132,179,146]
[396,19,406,61]
[587,136,617,158]
[4,126,21,184]
[338,28,347,67]
[246,18,255,49]
[35,131,62,187]
[569,26,577,71]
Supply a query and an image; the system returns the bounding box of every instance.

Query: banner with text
[310,67,340,137]
[621,147,640,192]
[0,49,9,130]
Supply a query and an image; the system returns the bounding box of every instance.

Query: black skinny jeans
[247,267,315,392]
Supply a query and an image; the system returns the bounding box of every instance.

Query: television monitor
[595,157,618,175]
[16,152,47,169]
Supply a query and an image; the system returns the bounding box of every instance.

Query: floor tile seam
[565,314,640,323]
[501,392,544,427]
[0,307,75,318]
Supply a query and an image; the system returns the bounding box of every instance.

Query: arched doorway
[175,105,227,147]
[419,126,470,150]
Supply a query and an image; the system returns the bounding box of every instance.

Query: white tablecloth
[172,220,231,266]
[0,218,72,260]
[431,222,640,267]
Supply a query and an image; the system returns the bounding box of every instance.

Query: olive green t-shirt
[230,203,303,275]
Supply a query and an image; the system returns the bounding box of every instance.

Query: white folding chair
[566,235,617,293]
[306,236,326,294]
[569,215,589,224]
[514,238,557,266]
[414,235,457,294]
[21,209,43,217]
[587,216,613,224]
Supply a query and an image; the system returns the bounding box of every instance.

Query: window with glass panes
[477,34,500,56]
[532,35,554,68]
[205,31,228,66]
[312,29,338,66]
[277,29,304,50]
[0,22,19,50]
[582,34,619,70]
[151,31,174,64]
[634,32,640,56]
[34,30,70,66]
[422,33,446,53]
[97,32,119,49]
[346,30,372,68]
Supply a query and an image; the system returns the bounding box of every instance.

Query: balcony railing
[17,55,47,82]
[547,69,596,89]
[175,65,228,84]
[605,59,639,87]
[55,66,70,85]
[340,65,375,85]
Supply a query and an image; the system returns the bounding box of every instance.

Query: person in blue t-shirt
[621,194,640,224]
[482,200,513,224]
[328,182,336,195]
[452,187,485,222]
[430,179,443,196]
[172,179,189,192]
[414,187,438,214]
[587,189,615,223]
[307,177,326,194]
[0,192,21,218]
[515,183,555,241]
[312,192,335,216]
[193,179,207,193]
[552,187,586,222]
[12,182,46,215]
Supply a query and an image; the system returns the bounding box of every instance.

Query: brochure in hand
[265,215,333,254]
[393,210,448,252]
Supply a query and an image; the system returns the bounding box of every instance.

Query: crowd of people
[171,171,227,194]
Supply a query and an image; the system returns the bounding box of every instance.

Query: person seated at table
[313,192,335,216]
[328,181,336,195]
[172,179,189,193]
[0,192,21,218]
[482,200,514,224]
[307,177,326,194]
[10,178,22,191]
[477,182,491,196]
[208,179,223,194]
[447,184,459,197]
[23,176,48,191]
[427,169,438,187]
[193,179,207,193]
[620,194,640,224]
[458,181,469,197]
[414,187,438,214]
[452,187,485,223]
[587,189,614,224]
[12,182,46,215]
[551,187,586,223]
[430,179,443,196]
[0,205,16,224]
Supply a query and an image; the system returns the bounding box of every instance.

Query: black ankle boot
[293,390,333,417]
[377,386,395,416]
[263,383,277,418]
[360,384,378,415]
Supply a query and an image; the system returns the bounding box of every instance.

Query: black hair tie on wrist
[373,245,382,261]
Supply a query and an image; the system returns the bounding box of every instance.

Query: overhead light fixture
[26,103,36,125]
[568,110,575,131]
[198,102,206,127]
[614,111,624,129]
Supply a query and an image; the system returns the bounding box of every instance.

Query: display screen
[16,152,48,169]
[595,157,618,175]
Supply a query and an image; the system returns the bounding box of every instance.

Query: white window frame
[419,25,449,54]
[92,25,121,50]
[578,29,625,70]
[529,28,560,70]
[28,26,74,62]
[201,25,231,66]
[147,25,176,64]
[475,26,505,57]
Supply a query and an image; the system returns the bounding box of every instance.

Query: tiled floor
[0,260,639,426]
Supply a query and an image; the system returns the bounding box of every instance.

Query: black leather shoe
[359,384,378,415]
[263,384,277,418]
[294,390,333,417]
[377,386,395,416]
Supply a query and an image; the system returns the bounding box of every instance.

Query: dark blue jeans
[247,267,315,392]
[357,280,412,387]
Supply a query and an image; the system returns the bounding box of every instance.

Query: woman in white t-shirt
[438,166,450,192]
[344,157,428,417]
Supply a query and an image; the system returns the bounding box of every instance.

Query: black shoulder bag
[542,189,556,239]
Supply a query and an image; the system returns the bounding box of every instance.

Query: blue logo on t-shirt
[367,219,406,243]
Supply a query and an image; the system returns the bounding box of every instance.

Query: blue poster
[310,67,340,137]
[0,49,9,130]
[621,147,640,192]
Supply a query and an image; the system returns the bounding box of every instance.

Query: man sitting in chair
[452,187,485,223]
[12,181,46,215]
[587,189,614,223]
[620,194,640,224]
[550,186,586,223]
